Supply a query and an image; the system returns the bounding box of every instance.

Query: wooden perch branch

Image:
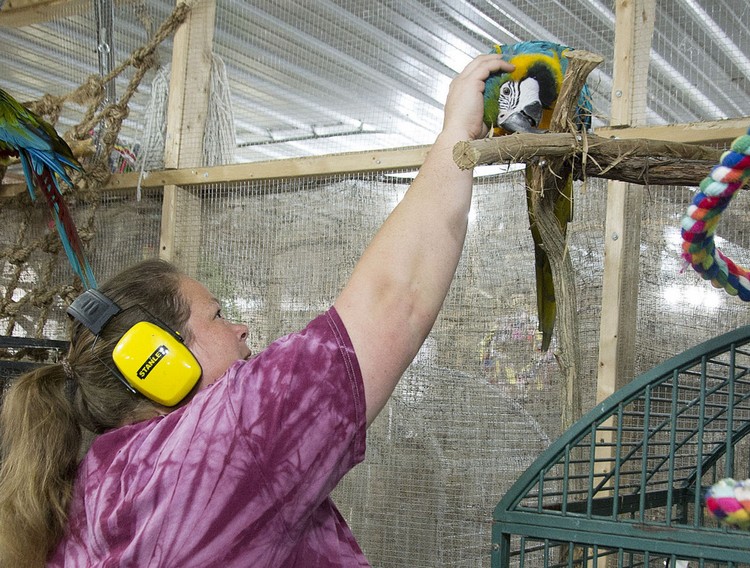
[528,49,604,431]
[453,132,721,186]
[551,50,603,129]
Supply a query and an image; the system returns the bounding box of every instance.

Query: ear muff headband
[67,289,202,406]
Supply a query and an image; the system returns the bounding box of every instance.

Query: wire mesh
[1,1,750,567]
[4,1,748,167]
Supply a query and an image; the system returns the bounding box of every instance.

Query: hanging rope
[681,126,750,299]
[203,53,237,167]
[134,64,171,200]
[137,52,236,172]
[136,65,171,172]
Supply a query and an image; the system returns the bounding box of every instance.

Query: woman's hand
[441,54,514,141]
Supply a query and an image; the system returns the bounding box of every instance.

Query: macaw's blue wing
[0,88,97,289]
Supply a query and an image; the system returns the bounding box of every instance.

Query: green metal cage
[492,326,750,568]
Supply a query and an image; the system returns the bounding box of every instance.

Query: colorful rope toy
[705,477,750,530]
[681,127,750,299]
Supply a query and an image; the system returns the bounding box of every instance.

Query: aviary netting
[0,2,190,357]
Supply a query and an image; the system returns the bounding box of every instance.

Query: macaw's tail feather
[33,165,97,290]
[17,146,81,201]
[526,169,574,353]
[0,87,95,288]
[527,172,556,353]
[534,247,556,353]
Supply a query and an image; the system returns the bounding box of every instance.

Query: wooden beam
[159,0,215,271]
[111,146,430,190]
[594,0,656,506]
[0,145,431,198]
[0,0,88,27]
[598,0,656,401]
[595,117,749,145]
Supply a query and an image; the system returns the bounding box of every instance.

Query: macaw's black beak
[498,101,546,133]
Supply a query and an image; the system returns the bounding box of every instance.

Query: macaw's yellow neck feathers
[504,54,564,112]
[506,53,563,83]
[492,44,566,87]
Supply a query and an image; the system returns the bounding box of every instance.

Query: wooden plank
[0,0,87,27]
[159,185,202,265]
[159,0,215,270]
[163,1,214,170]
[597,182,628,402]
[597,0,656,401]
[109,146,430,190]
[0,145,432,198]
[594,0,655,510]
[595,117,749,145]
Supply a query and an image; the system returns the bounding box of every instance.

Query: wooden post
[597,0,656,401]
[594,0,656,529]
[159,0,216,272]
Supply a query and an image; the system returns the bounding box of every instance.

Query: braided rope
[681,127,750,299]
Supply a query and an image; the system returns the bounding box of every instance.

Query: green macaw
[0,88,96,289]
[483,41,592,352]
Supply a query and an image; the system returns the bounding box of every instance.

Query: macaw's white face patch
[497,77,543,132]
[498,77,538,118]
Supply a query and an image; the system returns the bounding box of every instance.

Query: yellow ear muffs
[67,289,202,407]
[112,321,201,406]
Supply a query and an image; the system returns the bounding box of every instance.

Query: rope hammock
[0,2,191,343]
[681,126,750,299]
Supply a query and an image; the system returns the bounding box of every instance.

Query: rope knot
[70,75,106,105]
[27,93,64,124]
[131,47,157,70]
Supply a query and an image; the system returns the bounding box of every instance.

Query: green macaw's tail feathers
[0,87,97,290]
[534,246,556,353]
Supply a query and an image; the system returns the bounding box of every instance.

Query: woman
[0,53,513,567]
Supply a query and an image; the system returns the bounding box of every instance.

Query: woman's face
[180,277,252,389]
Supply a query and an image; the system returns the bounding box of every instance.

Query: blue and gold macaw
[483,40,592,352]
[0,88,96,289]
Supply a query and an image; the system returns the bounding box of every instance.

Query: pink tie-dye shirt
[49,307,369,567]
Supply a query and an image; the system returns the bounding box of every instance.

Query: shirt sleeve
[224,306,367,531]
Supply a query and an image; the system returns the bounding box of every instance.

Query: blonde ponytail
[0,364,80,567]
[0,258,191,565]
